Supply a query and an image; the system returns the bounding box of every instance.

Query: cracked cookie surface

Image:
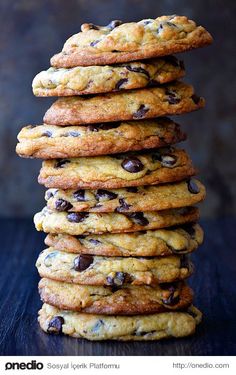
[45,223,203,257]
[45,179,205,213]
[38,303,202,340]
[38,148,196,190]
[43,82,204,126]
[33,56,185,96]
[16,118,186,159]
[36,248,193,285]
[50,15,212,67]
[39,278,193,314]
[34,206,199,235]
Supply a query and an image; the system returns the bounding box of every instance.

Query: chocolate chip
[166,89,181,104]
[55,159,70,168]
[133,104,149,119]
[167,96,180,105]
[73,254,94,271]
[73,190,86,201]
[94,204,102,208]
[126,187,138,193]
[86,23,100,30]
[55,199,73,212]
[90,40,100,47]
[166,21,178,28]
[89,239,101,245]
[106,20,122,29]
[161,154,177,167]
[91,319,104,332]
[126,212,149,226]
[126,66,150,78]
[88,122,120,131]
[143,20,152,25]
[44,251,58,267]
[42,130,52,137]
[191,94,201,104]
[115,78,128,90]
[112,49,121,53]
[121,157,144,173]
[63,131,80,137]
[95,189,118,201]
[116,198,131,212]
[45,189,57,200]
[162,293,180,306]
[47,316,64,335]
[67,212,89,223]
[157,24,163,33]
[106,272,127,286]
[187,179,200,194]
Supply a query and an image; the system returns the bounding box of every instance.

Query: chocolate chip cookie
[33,56,185,96]
[45,223,203,257]
[43,82,204,125]
[50,15,212,67]
[39,278,193,314]
[34,206,199,235]
[38,303,202,340]
[16,118,186,159]
[45,179,205,213]
[36,248,193,285]
[38,148,196,190]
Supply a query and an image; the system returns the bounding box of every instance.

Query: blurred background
[0,0,235,218]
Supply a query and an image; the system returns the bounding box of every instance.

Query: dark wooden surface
[1,0,236,219]
[0,218,236,356]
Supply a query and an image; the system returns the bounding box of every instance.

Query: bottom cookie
[38,303,202,341]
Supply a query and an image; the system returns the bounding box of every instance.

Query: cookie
[45,179,205,213]
[33,56,185,96]
[38,148,196,190]
[50,15,212,67]
[38,303,202,340]
[45,223,203,257]
[39,278,193,314]
[36,248,193,285]
[16,118,186,159]
[43,82,204,126]
[34,206,199,235]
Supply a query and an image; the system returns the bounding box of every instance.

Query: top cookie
[50,15,212,67]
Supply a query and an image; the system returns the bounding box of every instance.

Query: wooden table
[0,218,235,356]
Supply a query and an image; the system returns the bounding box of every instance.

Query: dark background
[0,0,235,218]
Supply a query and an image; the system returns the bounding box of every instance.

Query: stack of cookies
[16,15,212,341]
